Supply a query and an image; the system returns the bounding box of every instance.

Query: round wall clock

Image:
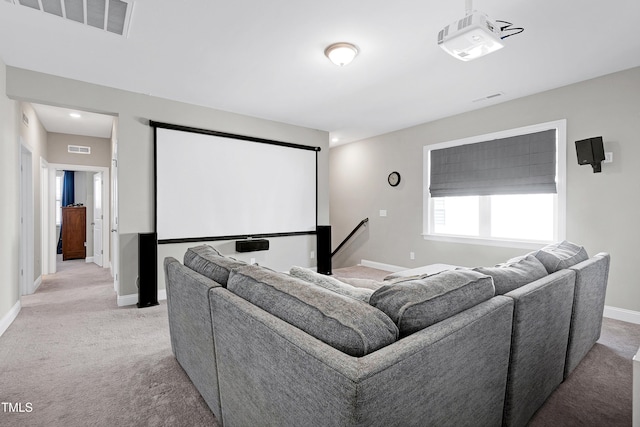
[388,171,401,187]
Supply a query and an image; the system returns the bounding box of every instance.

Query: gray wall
[6,66,330,299]
[0,58,20,323]
[330,66,640,313]
[19,102,48,282]
[47,133,111,167]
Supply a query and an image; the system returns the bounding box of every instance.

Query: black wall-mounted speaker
[138,232,159,308]
[236,239,269,252]
[575,136,605,173]
[316,225,332,275]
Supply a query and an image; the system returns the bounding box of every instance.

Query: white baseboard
[117,293,138,307]
[117,290,167,307]
[604,305,640,325]
[30,275,42,294]
[0,300,21,337]
[85,257,94,263]
[360,259,407,273]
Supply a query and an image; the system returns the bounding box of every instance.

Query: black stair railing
[331,218,369,257]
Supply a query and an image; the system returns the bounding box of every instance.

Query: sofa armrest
[565,252,611,377]
[164,257,224,420]
[503,268,576,427]
[210,288,513,427]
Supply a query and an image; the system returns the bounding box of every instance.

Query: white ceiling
[1,0,639,145]
[31,103,114,138]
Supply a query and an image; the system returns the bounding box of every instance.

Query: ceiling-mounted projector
[437,11,504,61]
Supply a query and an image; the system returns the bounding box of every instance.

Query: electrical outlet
[410,252,415,260]
[310,251,315,259]
[250,258,256,264]
[380,210,387,217]
[604,152,613,163]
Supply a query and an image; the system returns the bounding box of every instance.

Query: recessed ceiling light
[324,42,359,67]
[69,113,82,118]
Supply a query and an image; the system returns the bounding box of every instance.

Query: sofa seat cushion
[472,255,548,295]
[534,240,589,273]
[184,245,246,286]
[289,266,376,301]
[369,270,494,336]
[228,265,399,357]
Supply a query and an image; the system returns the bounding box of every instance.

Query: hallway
[0,258,217,427]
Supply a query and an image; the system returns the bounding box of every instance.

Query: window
[423,120,566,248]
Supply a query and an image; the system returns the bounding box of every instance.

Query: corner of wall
[0,57,22,329]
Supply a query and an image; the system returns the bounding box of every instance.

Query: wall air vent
[13,0,134,37]
[68,145,91,154]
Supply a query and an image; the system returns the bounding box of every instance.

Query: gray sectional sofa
[164,241,610,427]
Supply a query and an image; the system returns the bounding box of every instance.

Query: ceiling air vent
[68,145,91,154]
[14,0,134,36]
[472,92,504,103]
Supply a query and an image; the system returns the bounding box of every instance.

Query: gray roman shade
[430,129,557,197]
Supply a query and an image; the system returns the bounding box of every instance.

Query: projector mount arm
[465,0,473,15]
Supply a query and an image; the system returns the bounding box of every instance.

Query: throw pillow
[289,266,375,302]
[228,265,398,357]
[472,255,548,295]
[183,245,246,286]
[369,269,495,337]
[534,240,589,273]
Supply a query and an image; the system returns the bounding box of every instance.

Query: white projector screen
[154,124,318,242]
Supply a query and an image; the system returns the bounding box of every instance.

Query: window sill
[422,233,552,250]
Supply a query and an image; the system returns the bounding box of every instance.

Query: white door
[93,172,103,267]
[111,140,119,292]
[40,158,49,276]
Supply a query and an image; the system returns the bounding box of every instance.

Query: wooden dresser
[62,206,86,260]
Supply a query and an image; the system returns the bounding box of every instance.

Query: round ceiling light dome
[324,42,359,66]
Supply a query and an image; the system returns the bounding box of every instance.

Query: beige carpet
[0,259,217,427]
[0,260,638,426]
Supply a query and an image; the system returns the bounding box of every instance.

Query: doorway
[19,141,34,296]
[48,164,110,275]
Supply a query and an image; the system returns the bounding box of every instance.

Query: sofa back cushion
[184,245,246,286]
[473,255,548,295]
[289,266,376,302]
[369,270,495,336]
[227,265,399,357]
[534,240,589,273]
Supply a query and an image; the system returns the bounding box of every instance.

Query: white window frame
[55,171,63,226]
[423,119,567,249]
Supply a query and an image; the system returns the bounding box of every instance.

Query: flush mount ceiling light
[437,0,522,61]
[324,42,359,66]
